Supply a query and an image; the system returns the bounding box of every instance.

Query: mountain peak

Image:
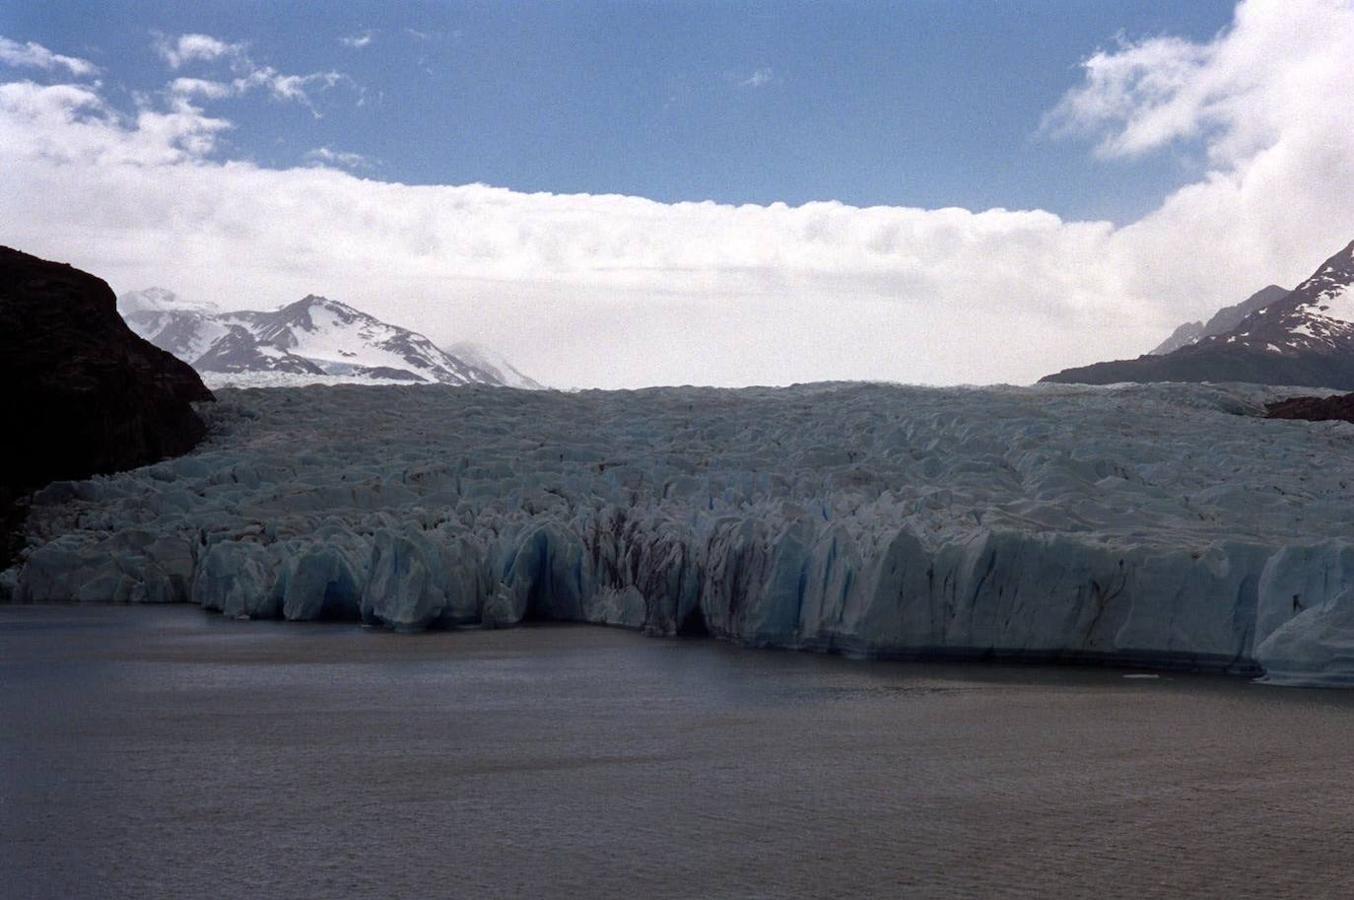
[278,294,356,313]
[1310,239,1354,281]
[299,293,342,307]
[122,291,542,389]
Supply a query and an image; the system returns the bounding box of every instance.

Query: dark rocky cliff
[1,247,213,564]
[1266,392,1354,423]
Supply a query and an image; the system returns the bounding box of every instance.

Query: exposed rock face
[1265,392,1354,423]
[0,247,212,562]
[1044,239,1354,389]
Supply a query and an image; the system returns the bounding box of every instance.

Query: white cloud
[154,33,239,69]
[0,36,98,77]
[0,81,230,165]
[0,84,1120,387]
[2,1,1353,389]
[340,31,374,49]
[167,77,233,100]
[1052,0,1354,305]
[305,146,371,169]
[231,66,347,115]
[1045,1,1351,166]
[155,32,352,116]
[740,67,774,88]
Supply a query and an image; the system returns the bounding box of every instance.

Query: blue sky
[7,1,1237,223]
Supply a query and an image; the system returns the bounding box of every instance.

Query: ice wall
[8,381,1354,685]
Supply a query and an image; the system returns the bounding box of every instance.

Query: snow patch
[1308,284,1354,324]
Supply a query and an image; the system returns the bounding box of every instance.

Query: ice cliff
[7,381,1354,686]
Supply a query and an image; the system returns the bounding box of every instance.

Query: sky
[2,0,1354,388]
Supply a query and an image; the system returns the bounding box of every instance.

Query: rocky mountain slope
[1,249,212,564]
[120,290,542,388]
[1043,239,1354,389]
[1265,392,1354,423]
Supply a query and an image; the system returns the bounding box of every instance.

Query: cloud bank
[2,2,1354,389]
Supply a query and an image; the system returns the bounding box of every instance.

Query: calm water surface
[4,605,1354,899]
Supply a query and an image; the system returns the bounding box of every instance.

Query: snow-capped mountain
[118,291,542,388]
[444,341,545,390]
[1043,238,1354,391]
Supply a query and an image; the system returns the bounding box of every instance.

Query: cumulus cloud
[0,36,98,77]
[1056,0,1354,304]
[340,31,374,49]
[0,81,230,165]
[167,77,233,100]
[154,33,239,69]
[1,0,1353,389]
[1044,2,1353,166]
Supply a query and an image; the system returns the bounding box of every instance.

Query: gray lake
[4,605,1354,899]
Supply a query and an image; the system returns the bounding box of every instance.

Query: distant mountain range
[1042,238,1354,390]
[118,290,543,389]
[1147,284,1292,355]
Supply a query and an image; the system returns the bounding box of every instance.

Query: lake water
[4,605,1354,899]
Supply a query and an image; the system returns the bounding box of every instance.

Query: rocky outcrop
[0,247,213,564]
[1041,344,1354,391]
[1265,392,1354,423]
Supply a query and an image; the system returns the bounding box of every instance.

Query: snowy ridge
[8,381,1354,686]
[119,290,542,388]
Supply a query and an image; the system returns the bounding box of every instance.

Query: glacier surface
[7,381,1354,686]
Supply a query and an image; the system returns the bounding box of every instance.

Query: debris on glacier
[8,380,1354,686]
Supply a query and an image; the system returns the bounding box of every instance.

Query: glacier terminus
[6,380,1354,687]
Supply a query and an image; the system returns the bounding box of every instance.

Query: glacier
[6,380,1354,686]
